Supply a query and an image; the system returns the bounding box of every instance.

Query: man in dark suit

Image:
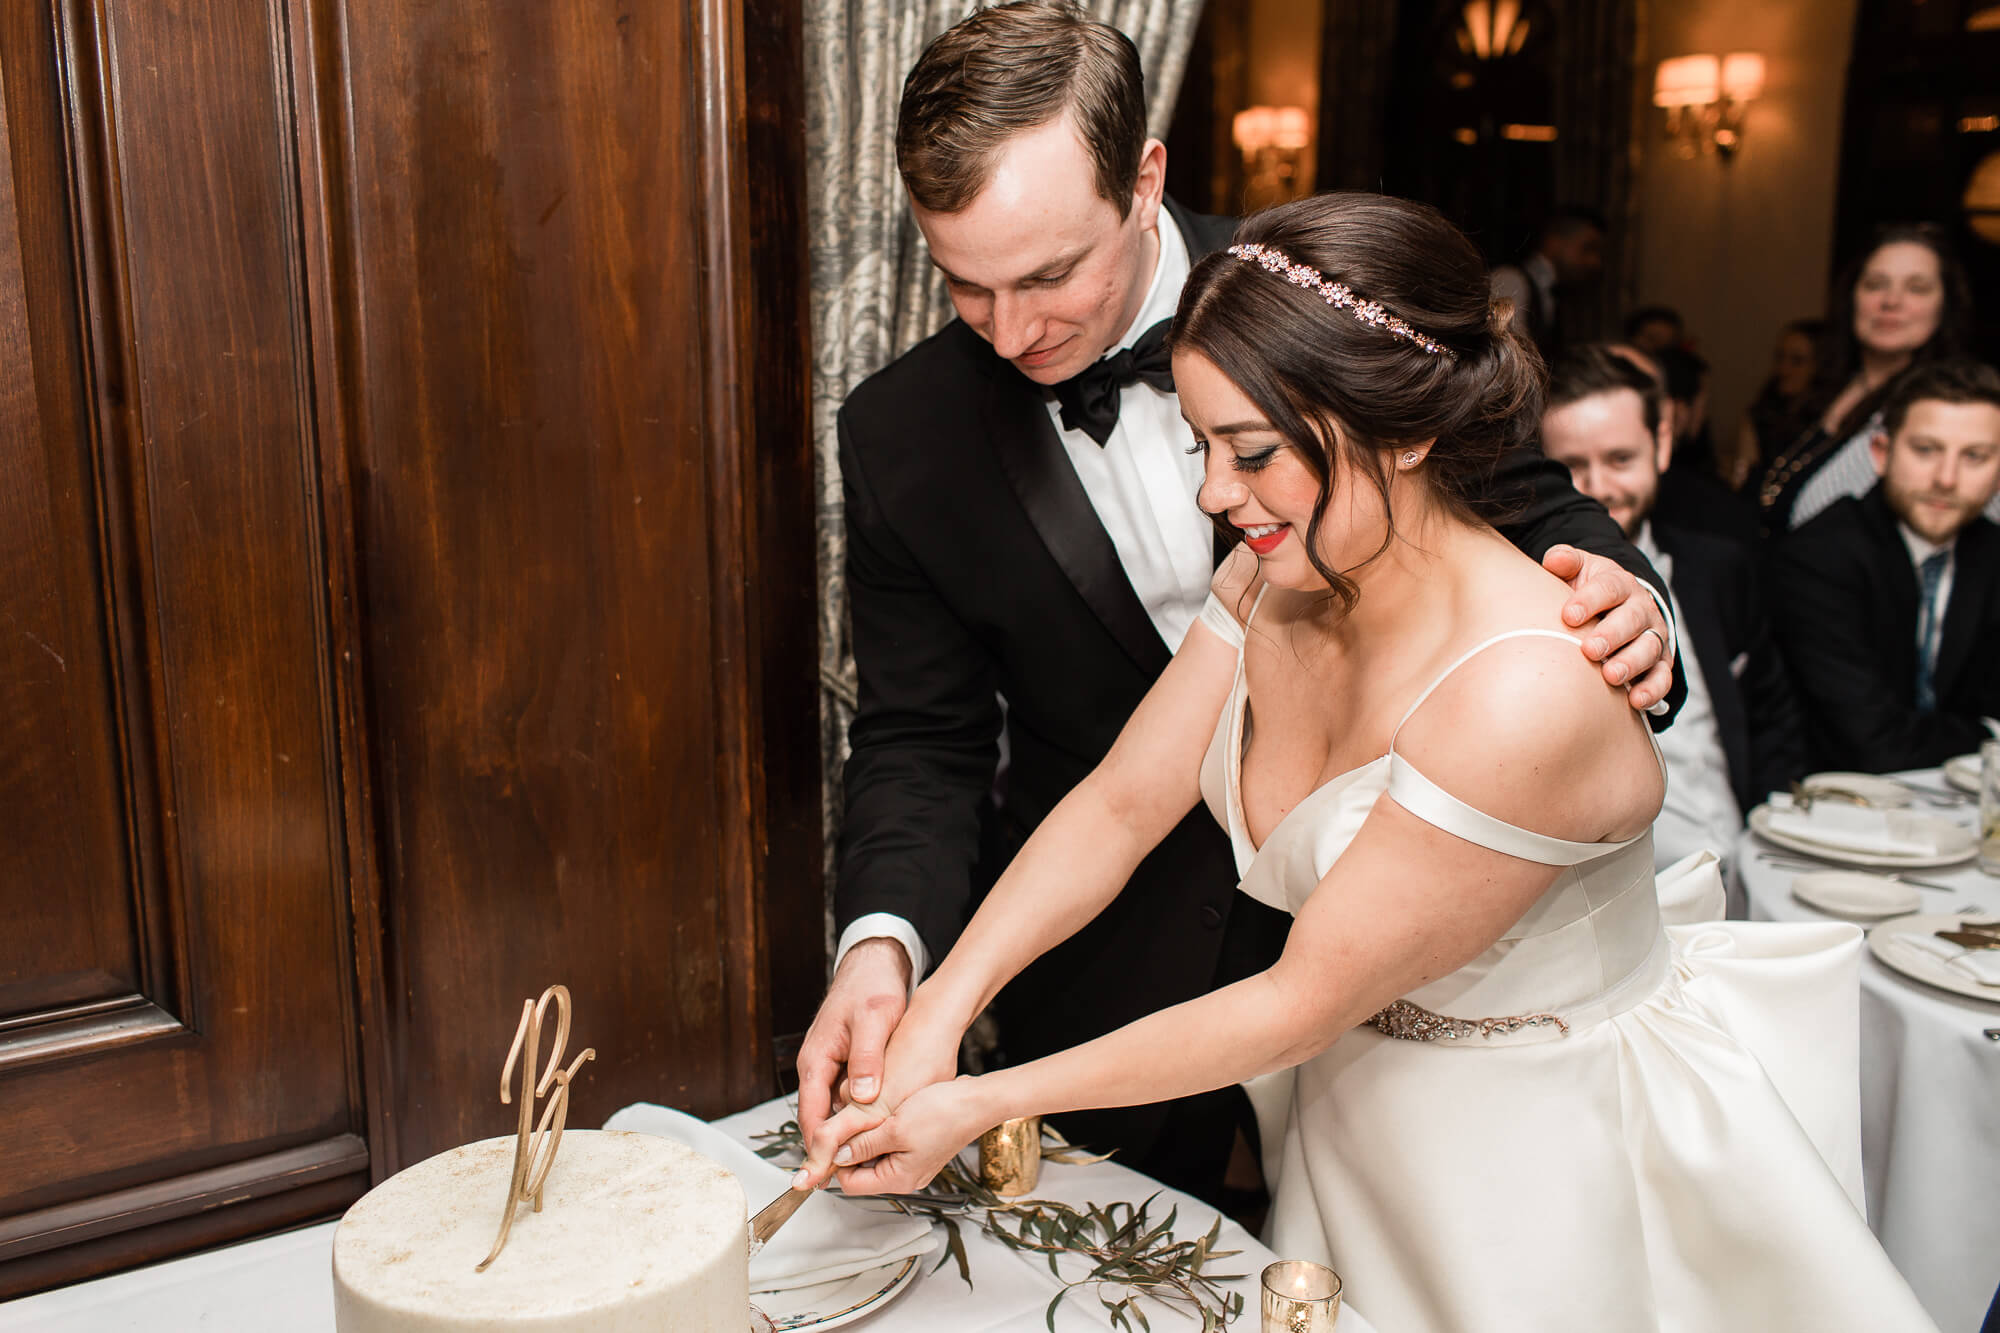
[798,0,1685,1205]
[1770,359,2000,773]
[1544,346,1806,875]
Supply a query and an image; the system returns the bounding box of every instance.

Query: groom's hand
[796,938,912,1148]
[1541,544,1673,712]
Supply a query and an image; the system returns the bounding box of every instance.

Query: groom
[799,0,1685,1205]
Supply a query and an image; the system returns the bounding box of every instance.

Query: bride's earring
[1401,451,1421,468]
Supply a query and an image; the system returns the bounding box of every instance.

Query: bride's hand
[820,1077,993,1197]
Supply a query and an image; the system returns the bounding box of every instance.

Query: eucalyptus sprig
[752,1119,1245,1331]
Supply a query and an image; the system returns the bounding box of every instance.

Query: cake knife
[747,1183,813,1258]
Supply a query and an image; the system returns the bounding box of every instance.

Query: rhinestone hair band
[1227,243,1456,359]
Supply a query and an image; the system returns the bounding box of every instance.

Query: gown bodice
[1194,588,1671,1035]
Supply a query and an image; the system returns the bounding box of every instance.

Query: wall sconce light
[1233,105,1312,205]
[1654,52,1762,159]
[1458,0,1529,60]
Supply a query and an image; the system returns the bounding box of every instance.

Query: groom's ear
[1131,138,1166,231]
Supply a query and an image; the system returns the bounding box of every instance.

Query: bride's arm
[802,636,1661,1191]
[836,572,1255,1114]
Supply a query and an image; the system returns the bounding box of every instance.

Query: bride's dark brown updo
[1171,192,1542,611]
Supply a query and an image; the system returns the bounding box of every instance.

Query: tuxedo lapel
[982,368,1173,677]
[1934,520,1996,700]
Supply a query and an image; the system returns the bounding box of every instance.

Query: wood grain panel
[0,21,141,1027]
[0,0,366,1279]
[329,0,776,1161]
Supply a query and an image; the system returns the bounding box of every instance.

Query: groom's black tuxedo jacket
[834,201,1684,1168]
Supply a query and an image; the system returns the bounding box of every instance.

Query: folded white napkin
[1879,930,2000,986]
[1766,801,1937,857]
[602,1102,938,1293]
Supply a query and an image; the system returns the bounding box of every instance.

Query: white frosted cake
[332,1129,749,1332]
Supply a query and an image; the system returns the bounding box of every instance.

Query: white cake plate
[753,1252,923,1330]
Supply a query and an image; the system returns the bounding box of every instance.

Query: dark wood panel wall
[0,0,819,1295]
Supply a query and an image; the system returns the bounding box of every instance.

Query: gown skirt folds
[1193,592,1934,1333]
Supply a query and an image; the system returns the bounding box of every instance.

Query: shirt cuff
[1982,717,2000,740]
[833,914,928,998]
[1643,584,1679,717]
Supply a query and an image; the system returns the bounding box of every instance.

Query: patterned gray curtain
[804,0,1205,938]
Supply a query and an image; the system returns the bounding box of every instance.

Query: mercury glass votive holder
[1261,1259,1342,1332]
[976,1115,1041,1196]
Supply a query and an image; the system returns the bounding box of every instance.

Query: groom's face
[913,115,1164,386]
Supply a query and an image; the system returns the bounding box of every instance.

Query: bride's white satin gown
[1194,591,1935,1332]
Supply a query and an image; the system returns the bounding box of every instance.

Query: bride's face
[1177,350,1391,591]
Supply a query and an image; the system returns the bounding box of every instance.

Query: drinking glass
[1979,739,2000,877]
[1261,1259,1342,1332]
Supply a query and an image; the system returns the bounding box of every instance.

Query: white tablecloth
[1735,773,2000,1333]
[0,1096,1381,1333]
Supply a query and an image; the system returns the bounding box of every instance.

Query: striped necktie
[1914,550,1949,711]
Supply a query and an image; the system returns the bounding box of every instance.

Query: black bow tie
[1051,318,1176,446]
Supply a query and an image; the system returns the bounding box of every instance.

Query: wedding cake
[332,1129,749,1332]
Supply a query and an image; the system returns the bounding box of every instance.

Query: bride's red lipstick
[1244,525,1289,555]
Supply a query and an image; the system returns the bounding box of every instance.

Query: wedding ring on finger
[1638,626,1666,659]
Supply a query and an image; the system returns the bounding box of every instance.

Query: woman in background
[1758,223,1975,535]
[1733,316,1823,492]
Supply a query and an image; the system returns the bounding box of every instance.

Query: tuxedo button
[1198,904,1224,929]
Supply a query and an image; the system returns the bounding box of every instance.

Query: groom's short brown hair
[896,1,1148,217]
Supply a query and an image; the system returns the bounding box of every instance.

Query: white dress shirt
[1634,524,1743,870]
[838,216,1211,988]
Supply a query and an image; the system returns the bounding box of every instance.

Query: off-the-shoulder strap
[1386,755,1637,864]
[1195,584,1268,652]
[1389,629,1585,741]
[1384,628,1650,865]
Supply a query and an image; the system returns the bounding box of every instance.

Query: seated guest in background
[1734,317,1825,492]
[1623,304,1683,357]
[1651,343,1759,543]
[1770,359,2000,772]
[1759,222,1981,537]
[1490,205,1606,362]
[1546,346,1806,872]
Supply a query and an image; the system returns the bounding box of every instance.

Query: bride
[799,193,1932,1331]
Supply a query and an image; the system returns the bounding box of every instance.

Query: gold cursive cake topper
[476,984,596,1271]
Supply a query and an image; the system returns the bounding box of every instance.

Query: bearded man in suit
[797,0,1685,1205]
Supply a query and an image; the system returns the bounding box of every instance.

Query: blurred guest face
[1546,227,1605,286]
[1853,242,1944,359]
[1541,388,1672,539]
[1870,399,2000,545]
[1630,317,1678,356]
[1772,329,1816,398]
[911,116,1164,386]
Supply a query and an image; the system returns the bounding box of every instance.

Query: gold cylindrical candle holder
[976,1115,1041,1196]
[1261,1259,1342,1332]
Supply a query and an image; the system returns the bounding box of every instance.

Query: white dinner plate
[1944,753,1983,794]
[755,1253,923,1330]
[1799,771,1913,808]
[1790,870,1921,920]
[1867,912,2000,1004]
[1748,803,1979,869]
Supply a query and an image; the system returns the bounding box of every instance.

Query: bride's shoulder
[1395,629,1660,843]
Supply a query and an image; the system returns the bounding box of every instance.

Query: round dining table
[1734,768,1999,1333]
